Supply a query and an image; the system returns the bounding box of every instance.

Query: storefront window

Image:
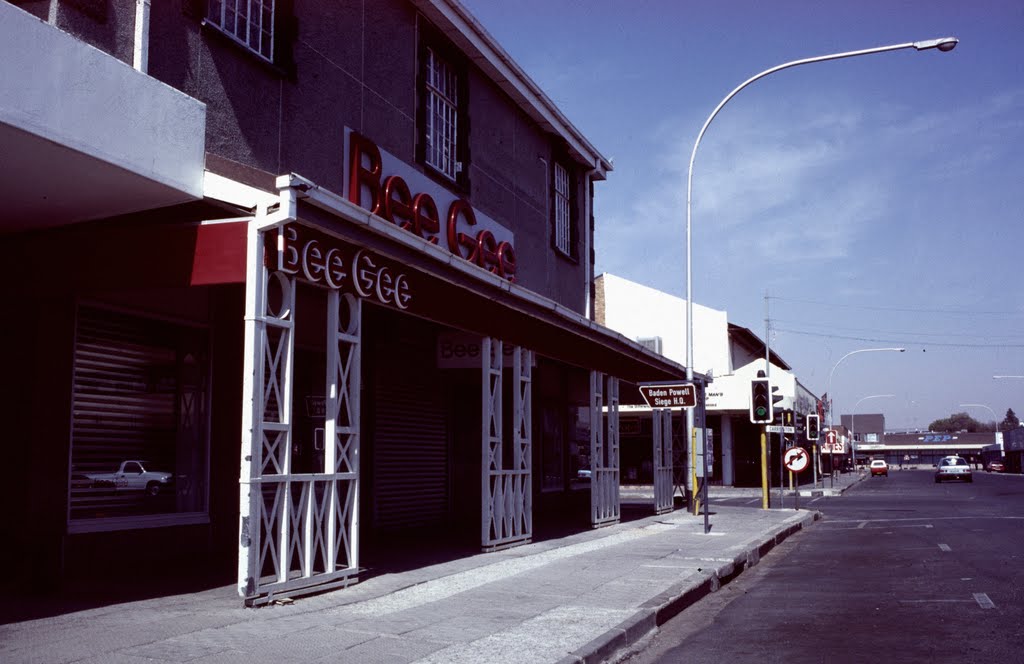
[68,306,209,531]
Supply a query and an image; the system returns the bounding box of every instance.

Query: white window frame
[425,47,460,181]
[554,162,573,257]
[207,0,276,63]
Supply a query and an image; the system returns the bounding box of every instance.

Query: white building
[595,274,823,487]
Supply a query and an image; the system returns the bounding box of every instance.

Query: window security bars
[426,48,460,181]
[554,163,572,256]
[208,0,275,62]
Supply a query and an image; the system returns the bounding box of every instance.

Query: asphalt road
[620,469,1024,664]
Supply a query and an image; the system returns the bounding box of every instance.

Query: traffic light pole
[760,424,769,509]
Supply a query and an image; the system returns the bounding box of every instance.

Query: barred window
[207,0,275,62]
[425,48,460,181]
[554,162,573,257]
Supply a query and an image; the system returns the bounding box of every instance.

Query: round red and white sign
[784,447,810,473]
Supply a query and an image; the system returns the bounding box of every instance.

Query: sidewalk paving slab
[0,494,837,664]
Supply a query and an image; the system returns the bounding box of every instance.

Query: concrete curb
[559,510,820,664]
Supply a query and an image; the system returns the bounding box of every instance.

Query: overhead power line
[771,318,1024,341]
[768,296,1024,317]
[774,327,1024,348]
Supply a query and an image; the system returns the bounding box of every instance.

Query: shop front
[231,165,687,603]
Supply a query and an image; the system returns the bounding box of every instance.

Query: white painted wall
[598,273,729,376]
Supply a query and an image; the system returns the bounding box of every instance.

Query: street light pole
[825,347,906,431]
[851,394,895,469]
[683,37,957,497]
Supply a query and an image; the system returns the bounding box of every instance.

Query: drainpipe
[133,0,151,73]
[584,168,593,318]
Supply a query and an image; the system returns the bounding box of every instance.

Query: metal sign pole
[700,377,710,533]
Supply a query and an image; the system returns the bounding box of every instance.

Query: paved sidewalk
[0,488,849,664]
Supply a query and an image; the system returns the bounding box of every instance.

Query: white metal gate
[653,408,674,514]
[590,371,620,527]
[481,338,533,551]
[238,226,361,605]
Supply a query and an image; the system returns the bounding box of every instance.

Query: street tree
[928,412,992,433]
[999,408,1021,432]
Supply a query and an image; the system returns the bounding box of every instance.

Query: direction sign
[783,447,810,473]
[638,383,697,409]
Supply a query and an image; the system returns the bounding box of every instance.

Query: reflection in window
[69,307,209,528]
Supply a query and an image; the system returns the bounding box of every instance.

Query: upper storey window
[553,161,578,260]
[425,47,460,181]
[418,31,469,191]
[207,0,275,62]
[554,162,573,257]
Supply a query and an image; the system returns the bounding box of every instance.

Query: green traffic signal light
[750,378,772,424]
[806,414,820,441]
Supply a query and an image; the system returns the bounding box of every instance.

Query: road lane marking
[938,543,951,552]
[826,516,1024,524]
[974,593,996,609]
[831,523,933,531]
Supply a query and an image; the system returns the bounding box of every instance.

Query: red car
[870,460,889,476]
[986,461,1005,473]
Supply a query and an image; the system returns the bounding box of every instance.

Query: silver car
[934,455,973,483]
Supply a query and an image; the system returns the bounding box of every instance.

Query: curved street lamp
[682,37,957,486]
[962,402,1002,459]
[851,393,895,469]
[826,347,906,430]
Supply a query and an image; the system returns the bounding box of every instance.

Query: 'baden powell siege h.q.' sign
[638,383,697,409]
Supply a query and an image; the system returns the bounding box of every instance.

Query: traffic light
[806,414,820,441]
[750,378,772,424]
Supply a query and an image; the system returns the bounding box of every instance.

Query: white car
[869,460,888,477]
[935,456,973,483]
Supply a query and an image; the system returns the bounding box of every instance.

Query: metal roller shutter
[371,324,448,532]
[69,306,207,525]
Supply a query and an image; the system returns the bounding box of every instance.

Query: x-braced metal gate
[481,338,533,550]
[238,225,361,605]
[590,371,620,527]
[653,408,674,514]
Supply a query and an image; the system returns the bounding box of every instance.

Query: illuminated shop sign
[345,130,517,281]
[278,223,412,310]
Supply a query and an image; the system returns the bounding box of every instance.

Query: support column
[481,339,532,550]
[590,371,620,527]
[653,408,674,514]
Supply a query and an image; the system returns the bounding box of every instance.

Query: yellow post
[760,426,769,509]
[692,427,700,515]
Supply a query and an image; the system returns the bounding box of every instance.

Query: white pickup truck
[86,460,173,496]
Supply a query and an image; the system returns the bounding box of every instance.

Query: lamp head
[913,37,959,52]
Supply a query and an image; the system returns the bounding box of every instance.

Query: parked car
[935,455,973,483]
[986,461,1006,473]
[869,460,888,477]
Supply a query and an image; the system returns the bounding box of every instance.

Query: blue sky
[461,0,1024,430]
